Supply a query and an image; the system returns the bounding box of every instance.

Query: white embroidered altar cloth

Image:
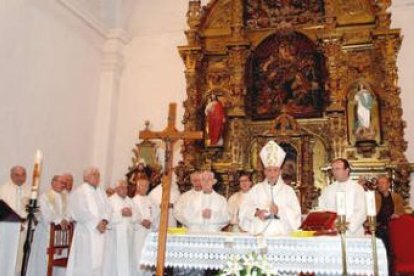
[140,232,388,275]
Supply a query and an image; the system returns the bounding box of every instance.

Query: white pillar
[93,29,130,188]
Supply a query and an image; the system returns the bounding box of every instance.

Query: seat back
[46,222,74,276]
[389,214,414,273]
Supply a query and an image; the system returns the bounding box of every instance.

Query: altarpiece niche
[132,0,411,213]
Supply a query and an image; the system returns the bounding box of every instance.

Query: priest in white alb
[173,171,202,226]
[149,176,181,229]
[66,167,110,276]
[103,180,137,276]
[228,171,253,232]
[132,178,155,275]
[26,175,69,276]
[180,171,229,233]
[318,158,366,236]
[239,141,301,235]
[0,165,30,276]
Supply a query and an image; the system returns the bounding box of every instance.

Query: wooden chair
[46,222,74,276]
[389,214,414,275]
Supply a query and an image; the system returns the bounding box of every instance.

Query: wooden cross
[139,103,203,276]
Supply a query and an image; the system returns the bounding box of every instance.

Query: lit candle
[31,149,43,199]
[336,192,346,216]
[366,191,376,216]
[35,150,43,165]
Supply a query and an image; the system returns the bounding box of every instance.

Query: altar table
[139,232,388,275]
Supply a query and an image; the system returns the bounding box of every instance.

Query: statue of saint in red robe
[205,95,225,146]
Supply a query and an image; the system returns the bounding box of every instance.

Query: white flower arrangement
[219,252,277,276]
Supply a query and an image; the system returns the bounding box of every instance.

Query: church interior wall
[391,2,414,162]
[109,0,193,185]
[0,0,104,189]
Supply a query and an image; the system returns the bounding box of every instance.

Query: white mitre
[260,140,286,168]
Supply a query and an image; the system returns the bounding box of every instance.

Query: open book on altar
[0,200,24,222]
[300,211,337,235]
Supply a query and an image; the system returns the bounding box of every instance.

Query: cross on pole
[139,103,203,276]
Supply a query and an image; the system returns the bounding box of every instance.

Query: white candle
[31,149,43,199]
[366,191,376,216]
[336,192,346,216]
[35,149,43,164]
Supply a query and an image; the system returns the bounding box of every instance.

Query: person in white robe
[239,141,301,236]
[148,179,181,229]
[318,158,367,236]
[62,173,74,193]
[26,175,69,276]
[66,167,110,276]
[132,178,155,275]
[180,171,229,233]
[228,172,252,232]
[103,180,137,276]
[0,165,30,276]
[62,173,74,220]
[173,171,202,226]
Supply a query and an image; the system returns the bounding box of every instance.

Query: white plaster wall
[110,1,192,184]
[0,0,103,190]
[392,1,414,163]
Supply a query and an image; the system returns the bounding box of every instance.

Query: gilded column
[179,0,203,169]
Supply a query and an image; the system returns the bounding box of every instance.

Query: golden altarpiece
[132,0,411,213]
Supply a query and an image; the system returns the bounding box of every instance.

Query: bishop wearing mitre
[239,141,301,235]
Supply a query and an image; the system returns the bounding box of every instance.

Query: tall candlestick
[22,150,43,275]
[336,192,346,216]
[366,191,376,216]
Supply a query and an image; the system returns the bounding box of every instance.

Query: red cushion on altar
[389,214,414,273]
[300,211,337,232]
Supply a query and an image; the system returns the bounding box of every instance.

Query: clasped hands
[255,204,279,221]
[121,207,132,217]
[97,219,108,233]
[141,219,151,229]
[202,208,212,219]
[60,219,69,230]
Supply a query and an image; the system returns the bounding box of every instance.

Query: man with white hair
[239,141,301,235]
[0,165,30,276]
[173,171,202,225]
[66,167,110,276]
[61,173,74,193]
[61,173,75,220]
[132,178,155,275]
[103,180,136,276]
[26,175,69,276]
[179,171,229,232]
